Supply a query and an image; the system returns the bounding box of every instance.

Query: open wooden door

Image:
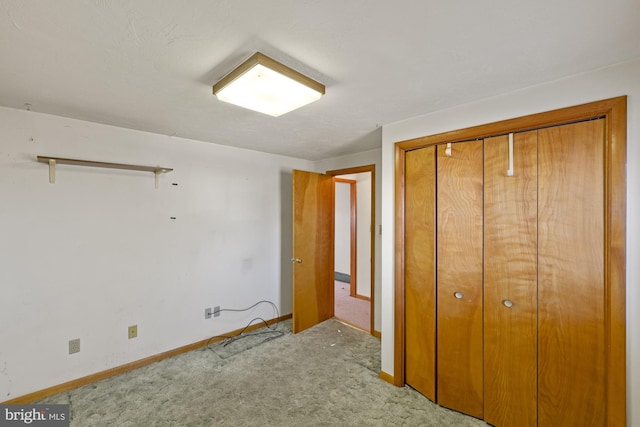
[292,169,334,334]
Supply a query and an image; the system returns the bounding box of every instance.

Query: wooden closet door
[537,119,606,426]
[405,147,436,401]
[436,140,484,418]
[483,132,538,427]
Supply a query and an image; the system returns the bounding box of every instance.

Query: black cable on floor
[205,300,285,358]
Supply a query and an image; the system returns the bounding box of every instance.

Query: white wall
[355,173,372,298]
[334,181,351,275]
[334,172,372,298]
[380,58,640,424]
[314,148,381,331]
[0,106,312,401]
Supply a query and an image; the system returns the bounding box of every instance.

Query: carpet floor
[38,319,487,426]
[334,280,370,332]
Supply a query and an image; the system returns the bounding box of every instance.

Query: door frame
[327,164,376,335]
[393,96,627,425]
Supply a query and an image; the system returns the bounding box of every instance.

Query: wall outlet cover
[128,325,138,339]
[69,338,80,354]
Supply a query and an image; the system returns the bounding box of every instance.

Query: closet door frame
[393,96,627,426]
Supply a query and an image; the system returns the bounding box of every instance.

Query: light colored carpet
[38,319,487,426]
[334,281,370,332]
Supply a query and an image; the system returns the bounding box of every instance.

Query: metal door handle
[454,291,463,299]
[291,258,302,264]
[503,299,513,308]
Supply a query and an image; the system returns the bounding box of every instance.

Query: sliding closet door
[404,147,436,401]
[436,140,484,418]
[483,132,538,427]
[537,119,606,425]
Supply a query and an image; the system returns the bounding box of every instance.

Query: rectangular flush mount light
[212,52,325,117]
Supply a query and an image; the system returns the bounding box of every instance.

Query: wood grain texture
[404,147,436,401]
[396,96,625,152]
[436,140,484,418]
[606,98,627,427]
[394,144,407,386]
[483,132,538,427]
[379,370,395,385]
[537,120,606,426]
[394,96,626,423]
[292,170,334,334]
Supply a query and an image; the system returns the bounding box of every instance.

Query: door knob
[503,299,514,308]
[454,291,463,299]
[291,258,302,264]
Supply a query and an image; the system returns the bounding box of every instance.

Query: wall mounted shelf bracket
[36,156,173,189]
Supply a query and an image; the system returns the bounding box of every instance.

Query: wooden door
[483,132,538,426]
[292,169,334,334]
[397,97,626,426]
[537,119,606,425]
[404,146,436,401]
[436,140,484,418]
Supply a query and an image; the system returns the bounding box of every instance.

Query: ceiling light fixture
[212,52,325,117]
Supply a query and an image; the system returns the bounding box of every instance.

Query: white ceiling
[1,1,639,161]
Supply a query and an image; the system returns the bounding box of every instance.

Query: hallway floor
[334,280,370,331]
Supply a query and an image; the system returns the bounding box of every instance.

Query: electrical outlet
[69,338,80,355]
[213,306,220,318]
[128,325,138,339]
[205,307,212,319]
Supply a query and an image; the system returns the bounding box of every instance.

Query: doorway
[291,164,376,336]
[328,165,375,334]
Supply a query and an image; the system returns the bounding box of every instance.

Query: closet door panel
[483,132,538,427]
[436,140,484,418]
[538,119,606,426]
[405,147,437,400]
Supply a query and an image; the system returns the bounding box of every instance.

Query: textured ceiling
[1,0,639,160]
